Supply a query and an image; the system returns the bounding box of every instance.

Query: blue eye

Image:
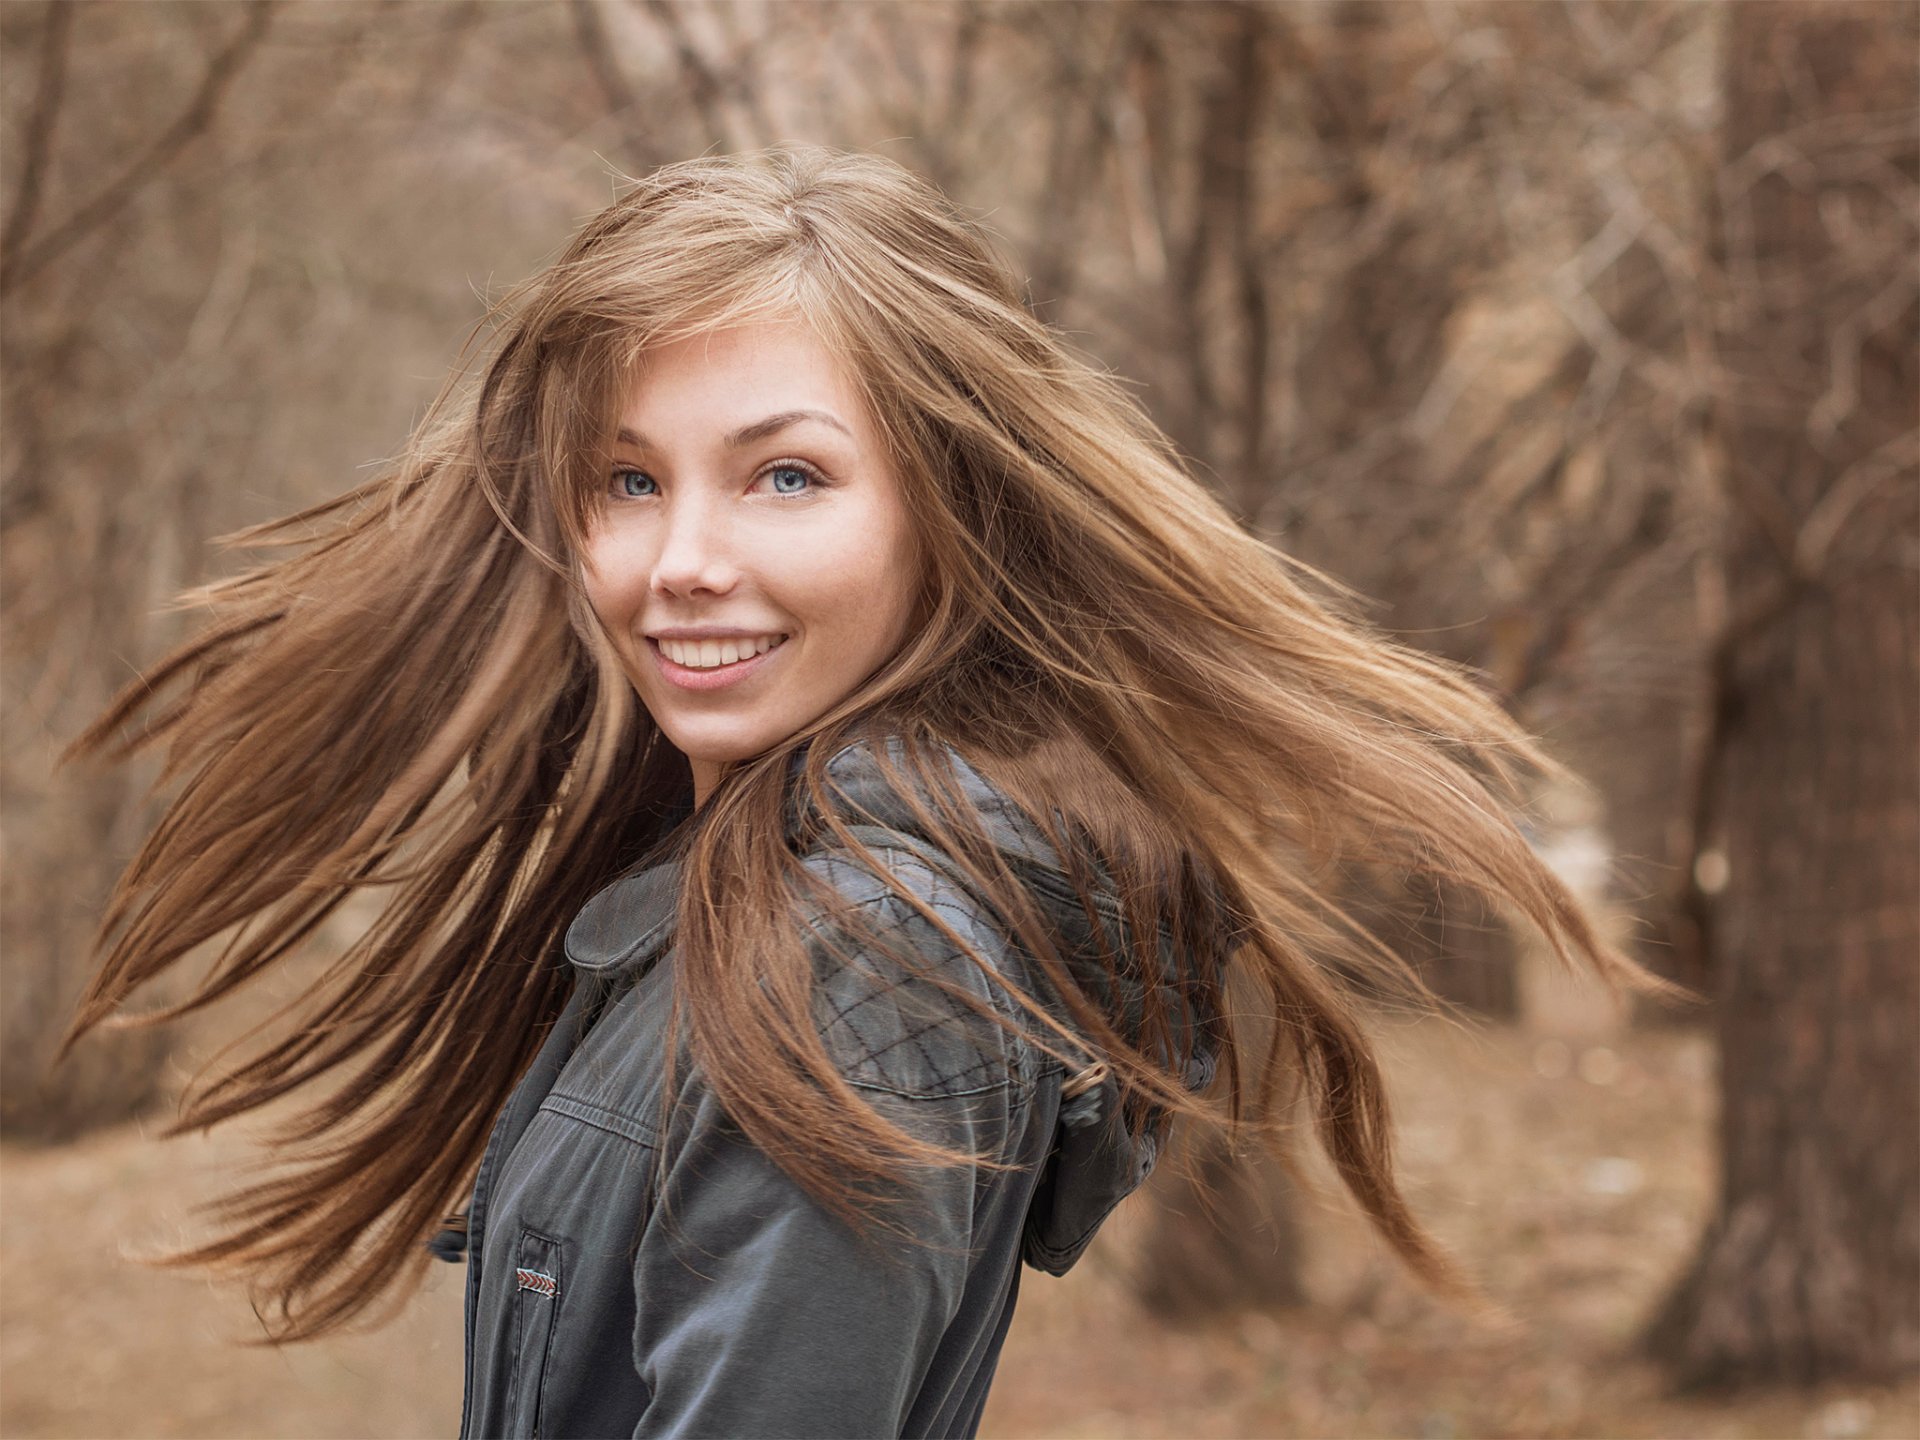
[765,463,815,495]
[612,469,655,498]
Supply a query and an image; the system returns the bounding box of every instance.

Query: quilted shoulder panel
[798,844,1042,1101]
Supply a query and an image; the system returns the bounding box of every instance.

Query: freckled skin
[582,322,925,807]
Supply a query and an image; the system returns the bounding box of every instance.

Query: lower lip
[649,636,789,692]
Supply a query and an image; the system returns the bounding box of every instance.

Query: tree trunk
[1646,0,1919,1386]
[1340,865,1521,1020]
[1131,1125,1305,1321]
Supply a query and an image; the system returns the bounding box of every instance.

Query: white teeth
[659,634,786,669]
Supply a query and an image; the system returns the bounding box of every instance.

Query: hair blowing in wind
[62,146,1682,1342]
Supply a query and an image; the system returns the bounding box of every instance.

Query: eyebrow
[615,408,853,454]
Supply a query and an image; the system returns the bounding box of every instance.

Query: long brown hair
[63,145,1682,1341]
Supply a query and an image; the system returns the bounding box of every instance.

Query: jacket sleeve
[627,852,1040,1440]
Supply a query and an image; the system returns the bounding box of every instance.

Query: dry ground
[3,1016,1914,1439]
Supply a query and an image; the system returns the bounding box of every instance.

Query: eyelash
[608,458,828,500]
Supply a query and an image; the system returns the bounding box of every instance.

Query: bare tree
[1645,0,1918,1386]
[1,2,277,1136]
[0,0,608,1137]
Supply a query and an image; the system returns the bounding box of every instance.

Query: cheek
[580,534,644,631]
[879,503,926,619]
[825,515,921,646]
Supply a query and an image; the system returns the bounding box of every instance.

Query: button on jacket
[454,737,1223,1440]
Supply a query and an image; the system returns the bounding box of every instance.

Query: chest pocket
[505,1227,565,1438]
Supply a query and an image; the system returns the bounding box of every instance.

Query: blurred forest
[2,1,1914,1437]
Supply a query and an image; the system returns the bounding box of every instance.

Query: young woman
[63,146,1673,1438]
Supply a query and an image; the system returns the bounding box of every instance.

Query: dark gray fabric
[456,736,1221,1440]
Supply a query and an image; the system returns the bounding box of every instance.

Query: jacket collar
[562,735,1077,982]
[563,852,684,979]
[791,733,1077,880]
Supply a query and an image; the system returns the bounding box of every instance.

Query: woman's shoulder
[793,835,1053,1104]
[786,736,1076,1102]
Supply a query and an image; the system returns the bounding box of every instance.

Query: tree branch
[1,1,76,277]
[0,1,276,297]
[571,0,643,126]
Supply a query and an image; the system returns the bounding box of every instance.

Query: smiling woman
[58,146,1677,1439]
[586,324,928,805]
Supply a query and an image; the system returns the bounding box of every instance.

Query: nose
[649,489,740,600]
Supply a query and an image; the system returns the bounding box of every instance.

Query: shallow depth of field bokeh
[3,2,1914,1437]
[6,975,1917,1439]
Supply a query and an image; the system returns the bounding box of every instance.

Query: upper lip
[646,626,790,640]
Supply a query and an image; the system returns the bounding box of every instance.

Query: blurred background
[1,1,1914,1436]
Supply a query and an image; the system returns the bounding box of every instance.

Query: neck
[690,756,722,809]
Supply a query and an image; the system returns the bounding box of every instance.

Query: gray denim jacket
[450,738,1222,1440]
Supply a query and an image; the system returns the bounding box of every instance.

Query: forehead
[618,322,868,430]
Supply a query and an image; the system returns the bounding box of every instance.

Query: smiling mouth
[652,634,790,670]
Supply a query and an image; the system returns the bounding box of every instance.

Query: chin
[669,725,789,767]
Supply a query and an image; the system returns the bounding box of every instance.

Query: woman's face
[582,321,925,806]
